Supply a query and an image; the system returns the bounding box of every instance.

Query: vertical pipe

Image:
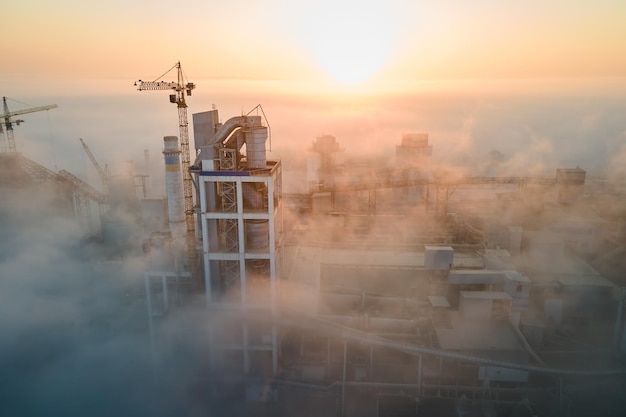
[268,177,277,311]
[145,274,156,375]
[199,179,212,305]
[208,323,214,367]
[558,377,564,416]
[237,179,246,304]
[243,322,249,374]
[341,339,347,417]
[327,337,331,377]
[162,274,169,312]
[272,323,278,375]
[369,345,374,378]
[417,354,422,397]
[613,288,625,351]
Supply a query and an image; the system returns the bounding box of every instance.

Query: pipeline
[209,115,263,148]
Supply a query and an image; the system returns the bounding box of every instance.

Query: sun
[299,1,398,85]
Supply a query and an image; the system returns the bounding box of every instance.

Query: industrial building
[132,96,626,416]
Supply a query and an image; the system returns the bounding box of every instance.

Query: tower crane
[134,62,196,262]
[1,96,58,153]
[79,138,110,195]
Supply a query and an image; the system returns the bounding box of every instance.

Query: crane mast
[135,62,196,264]
[1,97,58,153]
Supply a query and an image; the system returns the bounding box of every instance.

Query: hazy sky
[3,1,626,87]
[2,1,626,183]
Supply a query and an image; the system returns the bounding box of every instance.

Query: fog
[0,182,205,415]
[8,77,626,188]
[2,77,626,415]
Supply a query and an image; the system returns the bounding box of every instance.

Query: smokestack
[163,136,185,239]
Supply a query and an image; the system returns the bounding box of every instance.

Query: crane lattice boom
[79,138,109,194]
[135,81,178,91]
[2,103,58,119]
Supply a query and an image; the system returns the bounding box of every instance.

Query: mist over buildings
[0,173,188,415]
[11,78,626,185]
[2,76,626,416]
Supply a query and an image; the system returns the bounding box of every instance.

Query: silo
[163,136,186,239]
[243,182,269,250]
[246,219,270,249]
[246,126,267,169]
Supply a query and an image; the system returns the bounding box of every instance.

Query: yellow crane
[1,96,58,153]
[134,62,196,262]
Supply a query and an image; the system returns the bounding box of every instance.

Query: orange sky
[3,1,626,93]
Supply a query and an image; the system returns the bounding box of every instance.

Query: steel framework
[135,62,196,260]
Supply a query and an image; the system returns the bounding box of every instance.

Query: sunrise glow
[297,1,398,85]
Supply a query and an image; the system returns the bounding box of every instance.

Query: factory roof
[424,245,454,251]
[428,296,451,308]
[504,271,532,283]
[435,312,526,352]
[283,245,485,285]
[557,274,615,288]
[523,249,608,287]
[448,270,530,285]
[449,270,506,284]
[460,291,512,300]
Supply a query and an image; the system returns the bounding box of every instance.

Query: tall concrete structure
[395,133,432,202]
[193,109,283,380]
[307,134,343,193]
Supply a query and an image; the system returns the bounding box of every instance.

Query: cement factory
[2,64,626,416]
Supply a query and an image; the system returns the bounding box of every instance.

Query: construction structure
[0,152,107,235]
[123,71,626,416]
[143,135,194,347]
[135,62,197,267]
[79,137,110,195]
[0,96,57,153]
[192,107,282,379]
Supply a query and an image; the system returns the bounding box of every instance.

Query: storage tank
[243,183,266,210]
[245,219,269,249]
[246,126,267,169]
